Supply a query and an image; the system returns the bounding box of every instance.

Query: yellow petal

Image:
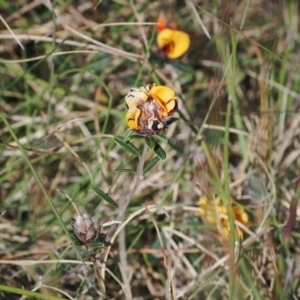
[125,89,148,108]
[150,85,176,116]
[150,85,175,103]
[126,107,141,130]
[215,197,222,205]
[218,206,227,215]
[199,196,208,206]
[165,99,177,113]
[157,28,190,59]
[223,227,230,237]
[239,211,249,225]
[198,195,250,240]
[157,28,172,47]
[207,215,217,224]
[233,206,249,225]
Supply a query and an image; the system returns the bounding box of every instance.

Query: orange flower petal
[157,18,167,32]
[157,28,190,59]
[170,22,178,30]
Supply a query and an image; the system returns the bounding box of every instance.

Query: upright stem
[106,144,148,238]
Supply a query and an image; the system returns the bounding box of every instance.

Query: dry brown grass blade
[0,14,24,49]
[144,204,174,300]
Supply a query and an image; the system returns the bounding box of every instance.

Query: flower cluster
[71,214,121,246]
[125,84,177,136]
[156,18,190,59]
[71,214,99,245]
[198,196,249,239]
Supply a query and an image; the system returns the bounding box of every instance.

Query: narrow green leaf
[154,134,168,143]
[125,141,141,157]
[115,168,136,174]
[123,129,133,142]
[153,142,166,160]
[70,232,83,246]
[0,284,65,300]
[90,241,105,249]
[70,184,80,200]
[143,156,160,175]
[129,134,144,141]
[93,188,118,208]
[145,137,156,149]
[114,136,140,157]
[171,61,194,73]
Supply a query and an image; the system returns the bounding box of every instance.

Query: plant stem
[106,144,148,238]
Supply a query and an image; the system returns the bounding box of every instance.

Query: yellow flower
[125,84,177,135]
[157,28,190,59]
[199,196,249,239]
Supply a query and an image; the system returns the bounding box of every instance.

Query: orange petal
[157,18,167,32]
[170,22,178,30]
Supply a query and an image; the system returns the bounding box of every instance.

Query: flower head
[156,18,190,59]
[71,214,99,245]
[198,196,249,239]
[71,214,121,246]
[125,84,177,136]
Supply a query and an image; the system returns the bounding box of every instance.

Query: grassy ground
[1,0,300,299]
